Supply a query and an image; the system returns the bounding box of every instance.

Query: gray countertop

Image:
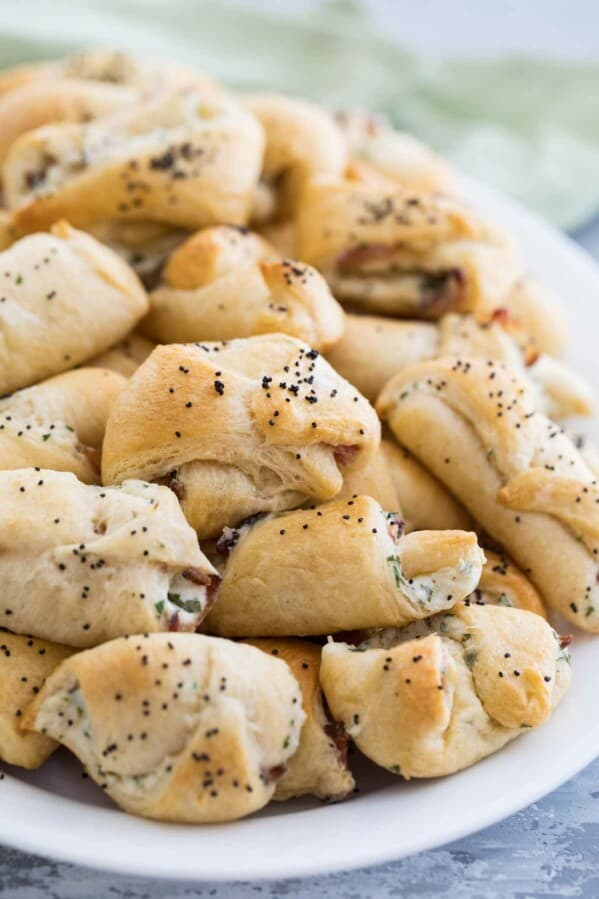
[1,756,598,898]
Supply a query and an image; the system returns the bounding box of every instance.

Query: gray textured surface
[0,756,598,897]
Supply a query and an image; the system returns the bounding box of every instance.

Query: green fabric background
[1,0,598,229]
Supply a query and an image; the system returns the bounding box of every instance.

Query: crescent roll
[4,89,264,233]
[0,49,222,167]
[207,495,484,637]
[336,441,403,512]
[296,165,520,318]
[337,438,475,533]
[246,93,347,222]
[0,367,125,481]
[320,603,570,779]
[0,631,73,769]
[0,221,148,393]
[377,356,599,630]
[327,311,592,417]
[0,469,218,647]
[102,336,380,538]
[379,440,474,532]
[23,634,304,822]
[504,275,568,357]
[350,443,544,619]
[0,49,220,101]
[0,79,134,170]
[141,225,345,350]
[471,549,547,617]
[246,639,354,801]
[336,109,454,194]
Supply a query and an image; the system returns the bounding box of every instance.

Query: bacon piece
[324,720,349,766]
[333,444,359,466]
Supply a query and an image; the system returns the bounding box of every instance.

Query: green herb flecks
[167,593,205,614]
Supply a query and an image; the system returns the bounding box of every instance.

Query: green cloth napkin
[0,0,598,229]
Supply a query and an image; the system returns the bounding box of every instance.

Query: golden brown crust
[0,221,148,393]
[5,90,264,232]
[141,226,345,350]
[206,495,484,636]
[504,275,568,356]
[0,50,220,100]
[377,355,599,630]
[246,93,347,222]
[320,603,570,778]
[381,439,474,532]
[335,109,454,194]
[0,468,217,647]
[296,166,520,317]
[245,639,354,801]
[102,336,380,538]
[0,631,72,769]
[0,50,221,187]
[337,443,403,512]
[327,312,591,418]
[24,634,304,822]
[0,367,126,481]
[326,313,437,403]
[474,549,547,617]
[0,79,134,167]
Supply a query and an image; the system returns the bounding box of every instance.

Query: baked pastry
[0,49,222,167]
[206,495,484,636]
[504,275,568,356]
[4,89,264,232]
[326,311,592,417]
[336,109,453,194]
[338,437,476,531]
[0,49,220,101]
[320,602,570,778]
[246,639,354,801]
[246,93,347,222]
[0,220,148,393]
[377,356,599,630]
[24,634,304,822]
[337,441,403,512]
[0,468,218,647]
[296,165,520,317]
[379,440,474,532]
[0,631,72,769]
[470,549,547,617]
[0,208,18,250]
[0,79,134,170]
[0,367,126,481]
[88,334,156,379]
[326,313,438,403]
[140,225,344,349]
[102,336,380,538]
[87,221,189,289]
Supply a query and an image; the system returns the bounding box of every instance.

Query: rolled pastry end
[320,603,570,779]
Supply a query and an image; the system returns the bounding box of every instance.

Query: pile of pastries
[0,49,593,824]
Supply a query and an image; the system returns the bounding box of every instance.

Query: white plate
[2,176,599,882]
